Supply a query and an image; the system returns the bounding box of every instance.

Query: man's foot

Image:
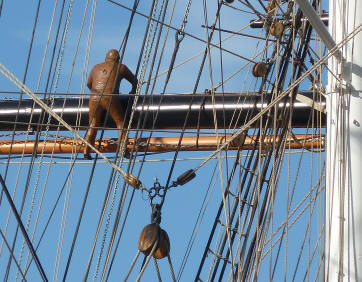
[123,150,131,159]
[84,152,92,160]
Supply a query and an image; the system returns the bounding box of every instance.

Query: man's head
[105,49,120,62]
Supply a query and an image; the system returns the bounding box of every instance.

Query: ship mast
[325,0,362,280]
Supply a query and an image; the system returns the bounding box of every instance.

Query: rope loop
[176,29,185,43]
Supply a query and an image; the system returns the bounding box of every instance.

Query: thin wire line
[0,228,27,282]
[192,23,362,173]
[107,0,256,63]
[0,174,48,282]
[0,62,128,178]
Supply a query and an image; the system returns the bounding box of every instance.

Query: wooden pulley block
[124,173,142,189]
[224,0,234,3]
[138,223,159,255]
[137,224,171,259]
[270,22,284,37]
[153,228,170,259]
[252,62,268,78]
[177,169,196,185]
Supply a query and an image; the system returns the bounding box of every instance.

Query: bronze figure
[84,49,138,159]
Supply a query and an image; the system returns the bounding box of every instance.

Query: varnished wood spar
[0,134,323,154]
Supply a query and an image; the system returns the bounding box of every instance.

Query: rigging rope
[0,0,43,212]
[0,62,129,178]
[0,0,349,279]
[163,0,192,88]
[192,23,362,173]
[107,0,255,63]
[52,0,74,94]
[81,0,98,94]
[86,0,168,279]
[17,2,75,276]
[66,0,90,92]
[0,174,48,281]
[3,2,68,273]
[0,228,27,281]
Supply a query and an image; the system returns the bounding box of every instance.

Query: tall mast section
[326,0,362,280]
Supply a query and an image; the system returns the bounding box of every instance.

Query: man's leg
[84,98,103,159]
[108,97,129,157]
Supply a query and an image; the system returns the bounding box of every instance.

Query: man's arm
[87,68,93,90]
[120,64,138,93]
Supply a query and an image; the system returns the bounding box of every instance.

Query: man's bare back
[84,49,138,159]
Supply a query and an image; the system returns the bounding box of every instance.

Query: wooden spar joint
[176,169,196,186]
[124,173,142,189]
[252,62,268,77]
[270,21,284,37]
[138,223,170,259]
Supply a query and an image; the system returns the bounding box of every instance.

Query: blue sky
[0,0,326,281]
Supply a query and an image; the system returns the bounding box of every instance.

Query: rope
[0,62,128,178]
[104,185,136,282]
[192,23,362,173]
[81,0,98,94]
[0,174,48,282]
[154,258,162,281]
[160,0,224,213]
[0,0,45,247]
[92,170,122,281]
[16,99,56,278]
[61,155,99,281]
[203,0,236,277]
[86,0,169,279]
[17,0,75,266]
[85,1,146,279]
[167,253,177,282]
[65,0,90,92]
[0,228,27,282]
[107,0,255,63]
[135,240,159,282]
[177,163,218,280]
[22,3,89,266]
[163,0,192,87]
[145,20,260,86]
[196,4,325,277]
[145,0,177,96]
[52,0,74,93]
[22,160,79,277]
[52,166,74,281]
[123,250,141,281]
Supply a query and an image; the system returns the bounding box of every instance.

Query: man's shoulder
[89,62,108,75]
[92,62,106,69]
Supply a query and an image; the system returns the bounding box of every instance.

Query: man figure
[84,49,138,159]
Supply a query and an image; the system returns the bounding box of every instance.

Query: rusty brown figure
[84,49,138,159]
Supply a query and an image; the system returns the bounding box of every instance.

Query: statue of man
[84,49,138,159]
